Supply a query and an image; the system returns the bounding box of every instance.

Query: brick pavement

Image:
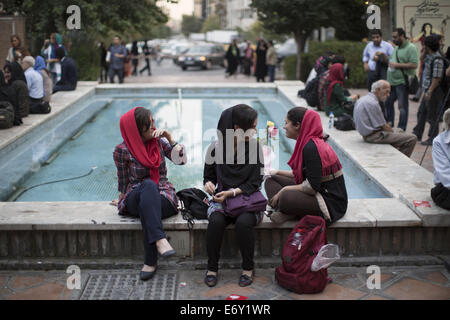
[0,265,448,300]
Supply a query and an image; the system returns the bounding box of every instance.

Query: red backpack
[275,215,331,294]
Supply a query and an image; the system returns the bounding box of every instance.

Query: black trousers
[431,183,450,210]
[413,87,444,141]
[139,58,151,75]
[124,180,177,266]
[206,211,257,272]
[109,67,124,83]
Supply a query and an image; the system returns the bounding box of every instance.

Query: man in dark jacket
[53,47,77,93]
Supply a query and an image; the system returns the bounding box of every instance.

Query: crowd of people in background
[299,26,450,211]
[0,33,78,130]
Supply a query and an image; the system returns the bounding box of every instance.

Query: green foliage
[201,16,222,33]
[2,0,169,80]
[181,15,203,37]
[238,21,289,44]
[283,40,367,88]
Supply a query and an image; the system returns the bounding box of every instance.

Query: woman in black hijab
[203,104,265,288]
[0,70,20,125]
[4,62,29,118]
[255,39,267,82]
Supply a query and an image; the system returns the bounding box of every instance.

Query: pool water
[15,97,388,201]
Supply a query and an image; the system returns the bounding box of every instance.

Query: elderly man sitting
[431,108,450,210]
[21,56,50,114]
[353,80,417,157]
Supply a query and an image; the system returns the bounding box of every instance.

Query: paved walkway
[0,265,448,300]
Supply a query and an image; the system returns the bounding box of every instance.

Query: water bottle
[290,232,302,250]
[329,112,335,129]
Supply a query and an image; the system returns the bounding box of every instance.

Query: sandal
[204,271,218,287]
[239,271,254,287]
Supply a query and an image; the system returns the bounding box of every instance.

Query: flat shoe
[205,272,218,287]
[239,273,253,287]
[140,266,157,281]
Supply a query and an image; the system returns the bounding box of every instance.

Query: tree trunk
[294,31,304,80]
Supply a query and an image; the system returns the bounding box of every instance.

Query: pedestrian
[384,28,419,132]
[112,107,186,281]
[431,108,450,210]
[254,39,267,82]
[265,107,347,225]
[225,39,240,78]
[266,40,277,82]
[99,42,108,83]
[139,40,152,76]
[354,80,417,157]
[363,29,394,92]
[108,36,127,84]
[243,41,253,77]
[203,105,265,288]
[131,41,139,76]
[413,35,446,145]
[41,33,66,86]
[123,41,132,78]
[6,35,23,63]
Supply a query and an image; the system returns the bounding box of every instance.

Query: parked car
[178,45,225,70]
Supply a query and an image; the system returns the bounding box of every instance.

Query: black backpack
[334,114,355,131]
[431,56,450,93]
[298,76,320,107]
[176,188,210,229]
[0,101,14,129]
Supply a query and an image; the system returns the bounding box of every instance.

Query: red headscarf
[120,107,161,184]
[287,109,342,184]
[326,63,344,106]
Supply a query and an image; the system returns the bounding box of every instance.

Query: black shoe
[140,266,157,281]
[421,138,433,146]
[159,249,176,258]
[204,272,218,287]
[410,97,419,102]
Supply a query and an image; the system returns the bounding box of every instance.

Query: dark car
[178,45,225,70]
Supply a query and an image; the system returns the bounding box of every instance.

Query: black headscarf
[4,62,27,84]
[214,105,264,195]
[0,70,20,124]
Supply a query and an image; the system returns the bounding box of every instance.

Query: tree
[201,15,222,33]
[238,21,289,44]
[251,0,344,80]
[181,14,203,37]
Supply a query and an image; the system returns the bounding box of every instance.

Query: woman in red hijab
[113,107,187,281]
[324,63,359,117]
[265,107,348,225]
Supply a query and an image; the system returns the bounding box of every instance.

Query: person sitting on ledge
[112,107,186,281]
[53,47,77,93]
[21,56,50,114]
[353,80,417,157]
[323,63,359,117]
[34,56,53,105]
[265,107,348,226]
[4,61,29,119]
[431,108,450,210]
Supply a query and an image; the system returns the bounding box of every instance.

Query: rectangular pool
[10,89,390,202]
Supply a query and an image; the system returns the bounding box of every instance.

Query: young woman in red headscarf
[113,107,187,281]
[324,63,359,117]
[265,107,348,225]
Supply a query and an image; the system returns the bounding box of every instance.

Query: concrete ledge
[0,199,421,231]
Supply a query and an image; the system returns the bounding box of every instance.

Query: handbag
[395,49,419,95]
[216,165,268,218]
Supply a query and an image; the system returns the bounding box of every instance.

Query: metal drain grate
[80,272,178,300]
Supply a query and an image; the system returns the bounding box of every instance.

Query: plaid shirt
[422,52,444,91]
[113,138,186,215]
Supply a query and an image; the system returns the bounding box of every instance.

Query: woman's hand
[152,129,173,143]
[111,193,124,206]
[213,191,232,203]
[204,181,216,195]
[269,190,282,208]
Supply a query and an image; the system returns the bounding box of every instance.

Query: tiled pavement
[0,265,448,300]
